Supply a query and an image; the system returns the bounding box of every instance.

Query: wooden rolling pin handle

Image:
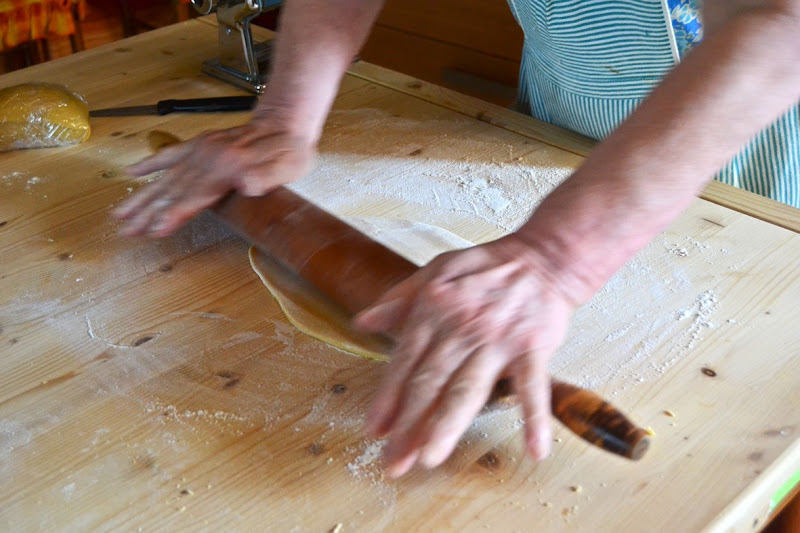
[487,378,650,460]
[551,381,650,460]
[212,188,650,460]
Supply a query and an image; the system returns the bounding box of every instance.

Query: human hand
[112,118,316,237]
[353,234,577,478]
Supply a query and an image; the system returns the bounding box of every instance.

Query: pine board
[1,18,800,533]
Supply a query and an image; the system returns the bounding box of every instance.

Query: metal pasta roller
[192,0,282,93]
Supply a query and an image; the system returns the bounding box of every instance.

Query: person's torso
[506,0,800,208]
[507,0,702,138]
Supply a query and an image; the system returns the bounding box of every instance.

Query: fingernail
[111,203,129,219]
[148,221,170,238]
[386,450,419,479]
[419,445,444,470]
[119,223,136,237]
[534,431,552,461]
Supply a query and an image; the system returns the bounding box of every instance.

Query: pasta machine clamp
[191,0,282,93]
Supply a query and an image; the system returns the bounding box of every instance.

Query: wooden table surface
[2,18,800,532]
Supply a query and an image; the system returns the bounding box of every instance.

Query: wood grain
[360,0,523,106]
[346,61,800,236]
[370,0,524,63]
[1,18,800,532]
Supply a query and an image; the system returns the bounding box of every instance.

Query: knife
[90,95,258,117]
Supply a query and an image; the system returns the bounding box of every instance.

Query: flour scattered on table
[551,236,732,392]
[343,439,397,511]
[61,482,76,502]
[143,399,253,436]
[291,108,576,240]
[346,440,385,480]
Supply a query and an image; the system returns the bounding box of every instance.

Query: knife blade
[90,95,258,117]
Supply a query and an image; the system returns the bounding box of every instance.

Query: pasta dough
[249,245,391,361]
[249,217,474,360]
[0,83,91,152]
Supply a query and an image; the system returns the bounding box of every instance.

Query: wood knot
[764,426,795,438]
[748,451,764,462]
[701,367,717,378]
[476,450,501,471]
[216,371,242,389]
[307,442,325,456]
[331,384,347,394]
[159,264,174,273]
[133,336,154,347]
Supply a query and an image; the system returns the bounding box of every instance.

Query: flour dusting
[289,110,746,394]
[291,108,576,241]
[346,439,386,480]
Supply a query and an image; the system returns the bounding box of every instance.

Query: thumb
[126,141,191,176]
[353,297,409,333]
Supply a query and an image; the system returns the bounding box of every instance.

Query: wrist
[507,229,601,308]
[251,94,326,145]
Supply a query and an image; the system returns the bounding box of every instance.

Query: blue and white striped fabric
[507,0,800,207]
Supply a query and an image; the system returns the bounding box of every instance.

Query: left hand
[353,234,576,478]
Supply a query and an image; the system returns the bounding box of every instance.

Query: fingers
[145,183,228,238]
[354,271,430,334]
[365,317,436,438]
[112,124,317,238]
[112,174,168,221]
[417,347,508,469]
[126,141,192,177]
[114,163,220,237]
[380,334,475,472]
[386,450,420,480]
[511,354,552,461]
[113,177,174,236]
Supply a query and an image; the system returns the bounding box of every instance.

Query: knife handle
[156,96,258,115]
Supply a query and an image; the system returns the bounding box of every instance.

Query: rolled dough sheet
[248,217,474,360]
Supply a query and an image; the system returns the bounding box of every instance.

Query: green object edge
[771,467,800,512]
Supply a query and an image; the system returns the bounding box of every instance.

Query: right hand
[112,117,316,237]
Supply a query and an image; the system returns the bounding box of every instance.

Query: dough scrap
[249,217,474,360]
[0,83,91,152]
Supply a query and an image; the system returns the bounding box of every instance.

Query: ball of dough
[0,83,91,152]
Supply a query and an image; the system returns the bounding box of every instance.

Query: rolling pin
[211,187,651,461]
[146,130,650,460]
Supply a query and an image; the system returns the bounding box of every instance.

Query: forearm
[254,0,386,140]
[518,7,800,303]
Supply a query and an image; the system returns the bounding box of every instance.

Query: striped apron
[507,0,800,207]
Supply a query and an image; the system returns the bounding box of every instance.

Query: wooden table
[2,18,800,532]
